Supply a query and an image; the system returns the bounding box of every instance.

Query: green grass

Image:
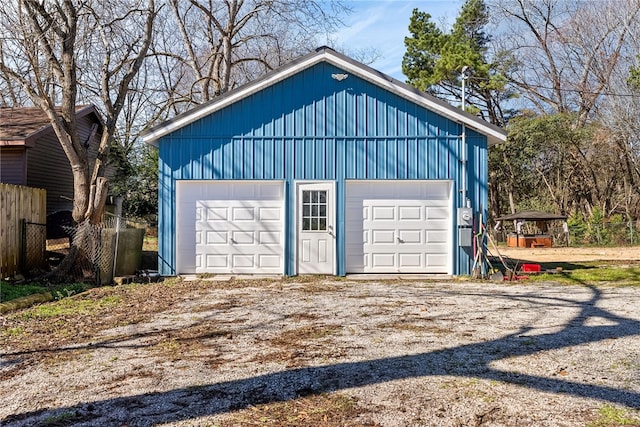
[18,294,121,319]
[587,404,640,426]
[0,281,90,304]
[0,281,48,302]
[527,264,640,285]
[40,410,84,426]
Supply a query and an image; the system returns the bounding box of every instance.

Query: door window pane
[301,190,328,231]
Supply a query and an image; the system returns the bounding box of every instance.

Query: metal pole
[112,197,123,278]
[21,219,27,274]
[461,66,469,205]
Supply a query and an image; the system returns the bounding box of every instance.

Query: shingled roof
[0,105,100,147]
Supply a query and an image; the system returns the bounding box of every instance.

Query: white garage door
[346,180,452,274]
[176,181,284,274]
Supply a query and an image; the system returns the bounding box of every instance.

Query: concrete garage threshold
[180,274,452,282]
[346,274,453,281]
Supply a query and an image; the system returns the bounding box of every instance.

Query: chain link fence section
[20,215,144,285]
[565,220,639,246]
[21,220,47,275]
[65,216,141,285]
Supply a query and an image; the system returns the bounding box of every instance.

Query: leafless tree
[0,0,157,280]
[488,0,640,223]
[151,0,349,116]
[492,0,640,125]
[0,0,157,224]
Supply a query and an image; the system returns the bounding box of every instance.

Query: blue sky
[331,0,465,80]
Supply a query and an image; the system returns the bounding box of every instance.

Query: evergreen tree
[402,0,513,126]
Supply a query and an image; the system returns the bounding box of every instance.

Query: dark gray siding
[26,114,100,214]
[0,147,27,185]
[27,131,74,214]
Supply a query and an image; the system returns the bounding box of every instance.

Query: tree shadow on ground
[2,283,639,426]
[489,255,597,272]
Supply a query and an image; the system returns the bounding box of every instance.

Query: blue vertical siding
[157,61,488,276]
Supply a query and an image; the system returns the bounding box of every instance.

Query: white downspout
[461,66,469,206]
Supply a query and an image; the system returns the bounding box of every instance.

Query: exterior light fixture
[331,73,348,81]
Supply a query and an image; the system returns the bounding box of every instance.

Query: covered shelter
[496,210,568,248]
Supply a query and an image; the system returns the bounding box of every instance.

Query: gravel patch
[1,279,639,426]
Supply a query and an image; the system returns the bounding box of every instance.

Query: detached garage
[143,47,507,277]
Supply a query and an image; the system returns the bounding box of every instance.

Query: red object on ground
[521,263,541,272]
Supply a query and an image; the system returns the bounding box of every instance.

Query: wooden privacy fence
[0,183,46,278]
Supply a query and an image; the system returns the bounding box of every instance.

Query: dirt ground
[1,276,639,427]
[496,245,639,263]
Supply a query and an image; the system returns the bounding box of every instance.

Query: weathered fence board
[0,183,46,278]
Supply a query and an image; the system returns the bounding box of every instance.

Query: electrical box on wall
[459,228,473,247]
[457,207,473,227]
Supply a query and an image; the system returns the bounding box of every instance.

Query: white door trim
[295,181,336,275]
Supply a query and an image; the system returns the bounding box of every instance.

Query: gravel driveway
[1,278,639,426]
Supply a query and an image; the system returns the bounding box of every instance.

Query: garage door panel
[398,206,422,220]
[424,244,449,254]
[399,253,422,267]
[372,206,395,220]
[259,254,281,268]
[205,207,228,221]
[372,229,395,244]
[372,253,395,267]
[177,181,284,274]
[206,254,228,268]
[398,229,422,243]
[232,207,255,221]
[427,207,449,219]
[206,230,227,244]
[259,230,280,245]
[427,254,448,266]
[259,207,281,221]
[232,254,254,268]
[346,181,452,274]
[423,219,448,229]
[427,231,448,243]
[232,230,253,244]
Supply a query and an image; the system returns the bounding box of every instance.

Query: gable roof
[0,105,102,147]
[496,210,567,221]
[143,47,507,147]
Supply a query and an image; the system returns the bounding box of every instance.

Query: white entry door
[297,182,335,274]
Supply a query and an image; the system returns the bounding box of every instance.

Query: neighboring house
[0,105,104,215]
[143,47,507,277]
